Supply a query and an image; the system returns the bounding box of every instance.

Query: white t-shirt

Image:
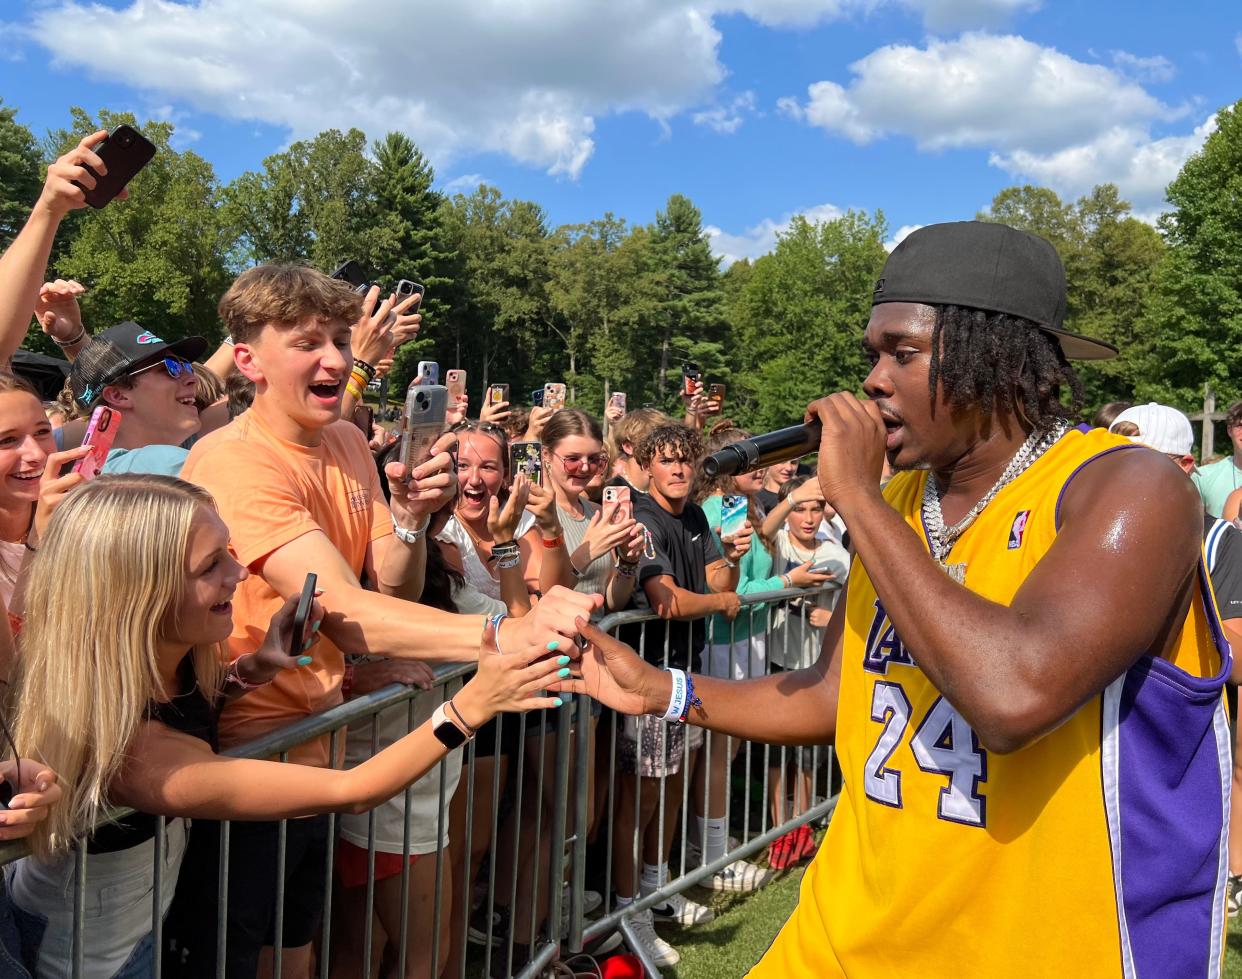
[338,664,464,855]
[436,511,535,601]
[768,527,849,670]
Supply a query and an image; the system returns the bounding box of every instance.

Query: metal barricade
[0,586,837,979]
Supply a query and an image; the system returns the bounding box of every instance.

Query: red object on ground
[600,954,643,978]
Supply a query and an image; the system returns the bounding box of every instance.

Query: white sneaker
[628,908,680,967]
[560,887,604,936]
[706,857,774,893]
[651,890,715,927]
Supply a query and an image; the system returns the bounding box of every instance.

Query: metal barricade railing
[0,586,838,979]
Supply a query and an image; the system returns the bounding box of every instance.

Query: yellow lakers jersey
[751,428,1231,978]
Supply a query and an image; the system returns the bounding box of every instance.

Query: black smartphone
[291,573,318,658]
[531,388,545,407]
[330,261,369,289]
[77,125,156,209]
[395,280,425,311]
[681,361,701,397]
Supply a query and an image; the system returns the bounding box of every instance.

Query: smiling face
[0,390,56,509]
[455,430,506,521]
[862,302,985,472]
[544,433,606,500]
[104,357,201,449]
[732,466,766,496]
[237,317,353,442]
[162,506,248,652]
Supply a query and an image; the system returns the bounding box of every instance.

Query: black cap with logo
[872,221,1116,361]
[69,322,209,410]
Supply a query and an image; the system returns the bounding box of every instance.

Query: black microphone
[701,422,822,478]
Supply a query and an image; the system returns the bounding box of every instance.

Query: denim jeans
[7,817,187,979]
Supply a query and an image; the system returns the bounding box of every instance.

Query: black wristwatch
[432,702,472,749]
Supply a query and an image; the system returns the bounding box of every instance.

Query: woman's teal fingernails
[558,667,571,678]
[556,655,570,666]
[546,640,560,652]
[553,698,564,708]
[302,637,314,650]
[297,655,312,667]
[312,621,321,632]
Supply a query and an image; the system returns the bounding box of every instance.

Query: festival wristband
[663,668,689,723]
[541,534,564,549]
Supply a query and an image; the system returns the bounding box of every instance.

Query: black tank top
[88,656,218,854]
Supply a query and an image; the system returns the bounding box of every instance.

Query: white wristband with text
[662,668,689,722]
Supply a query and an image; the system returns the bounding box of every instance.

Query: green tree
[1137,101,1242,413]
[730,210,888,431]
[366,132,457,391]
[0,100,41,248]
[644,194,725,405]
[31,107,231,351]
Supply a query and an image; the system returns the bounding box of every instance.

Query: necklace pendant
[939,561,968,585]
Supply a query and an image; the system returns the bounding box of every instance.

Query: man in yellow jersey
[562,221,1231,978]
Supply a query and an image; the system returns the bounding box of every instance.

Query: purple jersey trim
[1102,560,1230,979]
[1053,443,1141,531]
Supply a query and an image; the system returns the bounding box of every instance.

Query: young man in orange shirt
[175,264,594,979]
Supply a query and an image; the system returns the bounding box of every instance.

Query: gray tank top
[557,500,612,600]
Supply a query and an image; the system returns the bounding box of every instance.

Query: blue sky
[1,0,1236,262]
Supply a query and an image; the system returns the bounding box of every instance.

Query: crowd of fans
[2,129,1242,979]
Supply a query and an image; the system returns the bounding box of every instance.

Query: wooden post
[1203,383,1216,462]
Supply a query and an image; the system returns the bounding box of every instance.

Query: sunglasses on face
[550,450,607,471]
[127,356,193,382]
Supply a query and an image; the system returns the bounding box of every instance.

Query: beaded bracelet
[52,327,86,348]
[353,358,377,380]
[225,659,273,690]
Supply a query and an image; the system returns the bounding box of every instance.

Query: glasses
[127,356,193,382]
[551,450,607,471]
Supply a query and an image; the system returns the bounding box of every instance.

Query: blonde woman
[10,475,575,979]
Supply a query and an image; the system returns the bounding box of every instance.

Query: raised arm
[809,391,1205,755]
[0,132,109,366]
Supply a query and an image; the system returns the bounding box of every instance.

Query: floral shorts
[617,714,704,779]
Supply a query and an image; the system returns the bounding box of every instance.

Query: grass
[659,856,1242,978]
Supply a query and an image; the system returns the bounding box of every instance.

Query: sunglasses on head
[127,356,193,381]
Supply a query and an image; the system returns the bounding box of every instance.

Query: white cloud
[441,173,487,195]
[692,91,759,134]
[707,202,844,265]
[993,114,1217,219]
[884,223,923,252]
[781,32,1206,212]
[1111,51,1175,83]
[902,0,1039,32]
[8,0,1056,182]
[784,34,1172,153]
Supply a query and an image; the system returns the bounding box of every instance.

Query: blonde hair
[14,475,225,856]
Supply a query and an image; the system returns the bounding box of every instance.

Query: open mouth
[309,381,342,403]
[209,600,232,615]
[9,470,43,483]
[461,486,487,507]
[881,414,904,449]
[176,396,197,409]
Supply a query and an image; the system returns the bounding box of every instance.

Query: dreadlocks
[928,304,1084,428]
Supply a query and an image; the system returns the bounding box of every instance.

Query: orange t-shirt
[180,410,392,766]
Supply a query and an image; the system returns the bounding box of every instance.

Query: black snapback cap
[70,322,209,410]
[873,221,1116,361]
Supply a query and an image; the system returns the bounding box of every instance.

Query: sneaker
[651,890,714,927]
[706,857,774,893]
[1228,875,1242,918]
[767,829,800,871]
[793,823,818,862]
[468,905,509,947]
[627,908,680,967]
[561,887,605,936]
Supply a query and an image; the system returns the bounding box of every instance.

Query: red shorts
[336,838,421,890]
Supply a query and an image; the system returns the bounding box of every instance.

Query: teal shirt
[102,445,188,477]
[1193,457,1242,517]
[700,494,784,644]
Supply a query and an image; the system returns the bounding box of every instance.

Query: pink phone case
[73,406,121,480]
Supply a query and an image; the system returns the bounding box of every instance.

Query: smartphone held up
[510,441,543,487]
[73,406,121,480]
[720,494,748,539]
[401,384,448,470]
[602,484,633,522]
[75,125,156,209]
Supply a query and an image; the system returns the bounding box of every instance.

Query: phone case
[73,406,121,480]
[544,383,566,411]
[609,392,627,411]
[290,573,318,657]
[510,441,543,486]
[708,384,726,403]
[720,495,748,539]
[80,125,156,209]
[446,370,467,400]
[488,384,510,406]
[682,363,701,397]
[602,485,633,522]
[417,362,440,385]
[531,389,545,407]
[400,385,449,470]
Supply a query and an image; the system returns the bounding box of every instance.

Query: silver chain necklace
[922,419,1070,570]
